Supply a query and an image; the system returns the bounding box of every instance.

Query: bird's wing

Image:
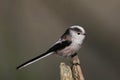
[46,40,72,53]
[16,40,72,70]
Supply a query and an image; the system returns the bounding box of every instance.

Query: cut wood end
[60,62,73,80]
[60,55,85,80]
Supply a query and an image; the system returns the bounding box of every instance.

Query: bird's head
[69,25,86,43]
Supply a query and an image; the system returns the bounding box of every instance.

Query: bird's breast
[56,42,80,57]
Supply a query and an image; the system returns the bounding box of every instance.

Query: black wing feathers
[46,40,72,53]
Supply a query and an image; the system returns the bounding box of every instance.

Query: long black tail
[16,52,53,70]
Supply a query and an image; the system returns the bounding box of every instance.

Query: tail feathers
[16,52,53,70]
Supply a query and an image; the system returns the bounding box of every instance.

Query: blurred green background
[0,0,120,80]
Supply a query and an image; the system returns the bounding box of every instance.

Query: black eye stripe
[70,27,82,32]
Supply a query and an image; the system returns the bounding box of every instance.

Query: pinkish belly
[56,47,74,57]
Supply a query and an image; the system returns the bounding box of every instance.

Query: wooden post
[60,55,84,80]
[72,55,84,80]
[60,62,73,80]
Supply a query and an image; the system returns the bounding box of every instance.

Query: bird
[16,25,86,70]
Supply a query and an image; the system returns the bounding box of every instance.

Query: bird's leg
[70,53,80,65]
[71,53,77,58]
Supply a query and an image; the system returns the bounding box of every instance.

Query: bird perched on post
[16,25,86,70]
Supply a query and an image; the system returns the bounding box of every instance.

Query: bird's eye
[77,32,80,35]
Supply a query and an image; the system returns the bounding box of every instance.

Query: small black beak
[83,33,87,35]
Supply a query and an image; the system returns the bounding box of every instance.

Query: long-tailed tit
[16,25,86,70]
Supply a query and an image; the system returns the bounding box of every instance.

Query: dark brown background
[0,0,120,80]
